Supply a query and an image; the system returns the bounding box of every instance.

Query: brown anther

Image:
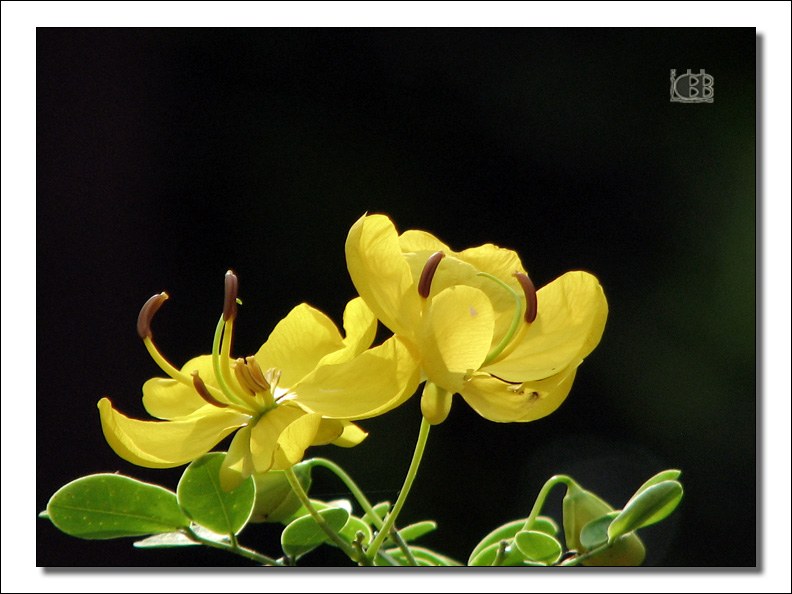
[245,356,271,391]
[513,272,538,323]
[418,251,445,298]
[137,292,169,339]
[223,270,239,321]
[232,358,258,395]
[191,370,229,408]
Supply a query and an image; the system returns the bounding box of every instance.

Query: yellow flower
[99,271,420,490]
[345,214,608,424]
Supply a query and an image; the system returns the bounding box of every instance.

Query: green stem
[283,466,367,565]
[491,540,509,567]
[366,416,431,563]
[183,526,281,566]
[306,457,418,566]
[521,474,575,532]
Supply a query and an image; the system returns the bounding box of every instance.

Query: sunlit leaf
[579,512,618,550]
[608,480,683,540]
[468,516,555,564]
[45,473,190,539]
[176,453,255,536]
[133,524,229,548]
[396,520,437,543]
[514,530,563,565]
[281,506,349,559]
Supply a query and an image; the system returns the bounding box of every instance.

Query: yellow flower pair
[99,214,607,483]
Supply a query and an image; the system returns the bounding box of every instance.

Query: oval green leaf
[134,525,229,549]
[281,506,349,559]
[397,520,437,543]
[46,473,190,539]
[607,480,684,540]
[514,530,563,565]
[632,469,682,499]
[336,514,373,547]
[177,453,255,536]
[579,512,619,550]
[468,515,556,564]
[363,500,391,526]
[468,540,527,567]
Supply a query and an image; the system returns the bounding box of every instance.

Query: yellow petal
[311,418,345,445]
[254,303,345,389]
[398,229,451,253]
[316,297,377,367]
[274,412,322,468]
[484,271,608,382]
[346,214,422,339]
[219,424,254,491]
[331,422,368,447]
[457,243,527,285]
[400,236,527,347]
[460,363,579,423]
[418,285,495,394]
[249,405,305,473]
[142,355,220,420]
[97,398,249,468]
[293,335,422,420]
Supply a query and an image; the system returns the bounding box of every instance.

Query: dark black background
[37,28,756,567]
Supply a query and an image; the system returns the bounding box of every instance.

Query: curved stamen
[137,292,227,403]
[212,315,258,412]
[418,251,445,298]
[137,292,169,339]
[191,370,229,408]
[476,272,524,367]
[513,272,538,323]
[223,270,239,322]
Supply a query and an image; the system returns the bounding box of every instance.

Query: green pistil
[476,272,524,366]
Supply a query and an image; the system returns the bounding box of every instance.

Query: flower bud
[562,481,646,566]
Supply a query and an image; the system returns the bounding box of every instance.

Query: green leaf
[632,469,682,500]
[579,512,619,550]
[281,506,349,559]
[514,530,563,565]
[468,541,527,567]
[363,501,390,525]
[45,473,190,539]
[383,546,462,566]
[608,480,684,540]
[468,516,555,564]
[133,525,229,549]
[336,514,373,547]
[395,520,437,543]
[249,463,313,523]
[176,453,255,536]
[532,516,560,536]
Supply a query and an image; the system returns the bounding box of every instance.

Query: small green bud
[562,481,645,566]
[249,464,312,524]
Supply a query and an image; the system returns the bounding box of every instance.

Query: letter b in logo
[670,69,714,103]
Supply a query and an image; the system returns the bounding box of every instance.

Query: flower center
[137,271,281,417]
